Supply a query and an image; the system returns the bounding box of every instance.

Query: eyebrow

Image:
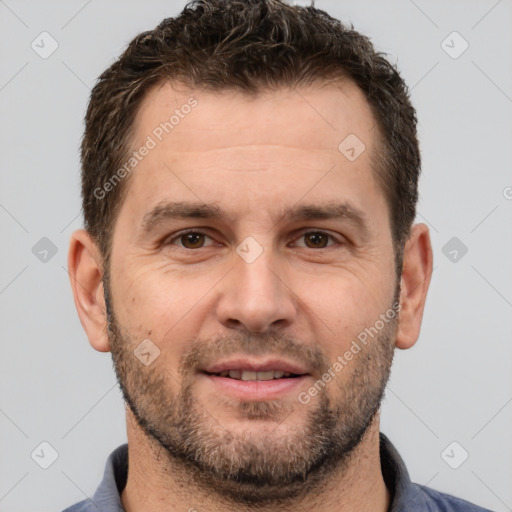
[141,200,371,237]
[141,202,225,232]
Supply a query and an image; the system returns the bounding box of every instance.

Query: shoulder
[61,498,125,512]
[408,482,495,512]
[61,500,93,512]
[60,444,128,512]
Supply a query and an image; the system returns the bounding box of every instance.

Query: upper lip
[202,357,309,375]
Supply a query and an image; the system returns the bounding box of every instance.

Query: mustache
[179,331,329,377]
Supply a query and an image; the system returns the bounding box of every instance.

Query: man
[64,0,492,511]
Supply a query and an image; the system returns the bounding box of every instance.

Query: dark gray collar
[65,432,491,512]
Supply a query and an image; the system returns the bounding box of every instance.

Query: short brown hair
[81,0,420,277]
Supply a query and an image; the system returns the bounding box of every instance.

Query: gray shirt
[62,433,494,512]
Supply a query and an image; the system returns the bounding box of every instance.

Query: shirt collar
[92,433,416,511]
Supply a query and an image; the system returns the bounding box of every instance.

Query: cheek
[111,261,221,347]
[291,266,392,334]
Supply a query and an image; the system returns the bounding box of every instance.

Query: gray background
[0,0,511,510]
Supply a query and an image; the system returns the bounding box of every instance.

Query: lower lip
[200,372,310,400]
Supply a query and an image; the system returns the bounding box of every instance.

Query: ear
[395,223,433,350]
[67,229,110,352]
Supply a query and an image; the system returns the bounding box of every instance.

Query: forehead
[120,80,384,225]
[133,79,377,153]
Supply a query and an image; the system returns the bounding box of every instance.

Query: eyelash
[164,229,344,250]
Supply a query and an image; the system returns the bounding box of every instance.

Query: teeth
[216,370,297,380]
[255,371,274,381]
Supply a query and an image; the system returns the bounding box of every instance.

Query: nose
[215,249,297,333]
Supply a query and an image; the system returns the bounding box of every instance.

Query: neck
[121,409,391,512]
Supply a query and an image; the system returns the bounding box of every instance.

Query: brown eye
[303,232,330,248]
[180,232,206,249]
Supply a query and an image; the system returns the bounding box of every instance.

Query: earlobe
[67,229,111,353]
[395,223,433,350]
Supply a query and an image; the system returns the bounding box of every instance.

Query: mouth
[199,357,311,400]
[203,369,304,381]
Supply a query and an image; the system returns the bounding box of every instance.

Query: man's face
[106,81,398,502]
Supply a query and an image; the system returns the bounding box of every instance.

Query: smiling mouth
[204,370,304,381]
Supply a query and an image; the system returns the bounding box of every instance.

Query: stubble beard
[105,283,398,506]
